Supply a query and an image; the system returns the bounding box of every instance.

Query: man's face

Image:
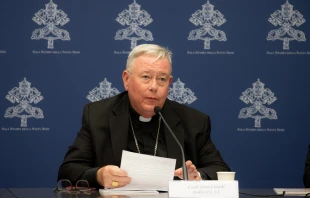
[122,55,173,117]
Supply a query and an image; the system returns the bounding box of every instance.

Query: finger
[195,174,201,180]
[108,172,132,188]
[184,162,199,180]
[188,164,197,172]
[114,182,128,188]
[104,177,131,189]
[99,166,129,188]
[110,175,132,185]
[107,180,130,188]
[174,168,182,178]
[188,172,200,180]
[185,160,193,168]
[110,167,128,177]
[194,171,202,180]
[114,178,131,187]
[188,170,197,177]
[188,169,198,176]
[193,175,200,180]
[101,165,124,177]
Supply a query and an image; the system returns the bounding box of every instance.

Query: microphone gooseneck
[154,106,189,180]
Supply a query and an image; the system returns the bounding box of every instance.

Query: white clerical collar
[139,116,152,122]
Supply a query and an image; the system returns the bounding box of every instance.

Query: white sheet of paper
[113,150,176,191]
[274,188,310,196]
[99,189,159,196]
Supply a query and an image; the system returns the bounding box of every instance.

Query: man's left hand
[174,160,201,180]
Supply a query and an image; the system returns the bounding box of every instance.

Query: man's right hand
[96,165,132,188]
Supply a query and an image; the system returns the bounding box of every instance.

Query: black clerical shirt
[127,106,167,157]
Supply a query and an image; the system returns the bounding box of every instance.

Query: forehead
[133,55,171,73]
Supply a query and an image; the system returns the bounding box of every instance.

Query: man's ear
[168,75,173,85]
[122,70,130,91]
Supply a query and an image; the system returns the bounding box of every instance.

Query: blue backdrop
[1,0,310,188]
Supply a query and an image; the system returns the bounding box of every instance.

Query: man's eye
[142,76,150,79]
[159,78,167,82]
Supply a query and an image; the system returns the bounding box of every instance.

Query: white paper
[113,150,176,191]
[99,189,159,196]
[274,188,310,196]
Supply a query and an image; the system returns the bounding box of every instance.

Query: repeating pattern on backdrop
[115,0,154,49]
[238,79,278,128]
[4,78,44,127]
[87,78,120,102]
[168,78,197,104]
[267,0,306,50]
[31,0,71,49]
[188,0,227,49]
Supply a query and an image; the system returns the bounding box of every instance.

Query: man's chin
[142,105,157,114]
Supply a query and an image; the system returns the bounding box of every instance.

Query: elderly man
[58,44,230,189]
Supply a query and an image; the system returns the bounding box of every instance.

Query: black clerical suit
[58,91,230,188]
[304,144,310,187]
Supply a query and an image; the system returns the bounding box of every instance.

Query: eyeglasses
[54,179,95,198]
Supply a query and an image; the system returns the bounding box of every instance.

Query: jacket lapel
[109,96,185,168]
[109,94,130,166]
[162,100,184,169]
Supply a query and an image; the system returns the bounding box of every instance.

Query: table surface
[0,188,304,198]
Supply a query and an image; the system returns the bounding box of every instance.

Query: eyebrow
[139,70,170,76]
[158,72,170,76]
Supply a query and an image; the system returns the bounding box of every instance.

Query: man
[58,44,230,189]
[304,144,310,187]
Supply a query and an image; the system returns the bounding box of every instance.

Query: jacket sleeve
[304,144,310,187]
[196,115,231,180]
[57,104,100,188]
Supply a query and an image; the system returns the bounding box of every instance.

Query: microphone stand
[154,106,188,180]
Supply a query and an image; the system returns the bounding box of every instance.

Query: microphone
[154,106,188,180]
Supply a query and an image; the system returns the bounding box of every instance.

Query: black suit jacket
[58,92,230,187]
[304,144,310,187]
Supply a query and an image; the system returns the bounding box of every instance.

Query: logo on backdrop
[87,78,120,102]
[188,0,227,50]
[31,0,70,49]
[168,78,197,104]
[238,79,278,129]
[267,0,306,50]
[4,78,44,128]
[114,0,154,50]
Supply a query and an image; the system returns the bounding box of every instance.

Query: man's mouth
[145,97,157,101]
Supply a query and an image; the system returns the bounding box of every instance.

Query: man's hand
[174,160,201,180]
[96,165,132,188]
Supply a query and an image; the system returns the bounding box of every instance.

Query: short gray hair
[126,44,172,72]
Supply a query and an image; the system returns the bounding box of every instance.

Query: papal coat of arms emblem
[238,79,278,128]
[267,0,306,50]
[168,78,197,104]
[115,0,154,49]
[188,0,227,49]
[87,78,120,102]
[4,78,44,127]
[31,0,70,49]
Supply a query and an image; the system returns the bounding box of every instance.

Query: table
[0,188,303,198]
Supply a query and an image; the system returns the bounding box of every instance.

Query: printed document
[105,150,176,192]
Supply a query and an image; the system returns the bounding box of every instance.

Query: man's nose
[149,78,158,92]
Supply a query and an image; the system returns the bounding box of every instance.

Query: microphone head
[154,106,162,114]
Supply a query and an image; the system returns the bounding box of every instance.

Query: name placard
[169,180,239,198]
